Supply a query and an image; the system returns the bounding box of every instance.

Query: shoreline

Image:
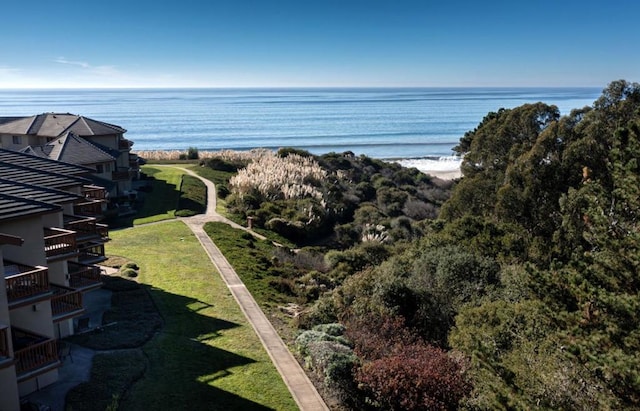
[419,168,462,180]
[134,149,463,180]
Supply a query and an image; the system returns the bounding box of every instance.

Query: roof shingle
[0,113,126,137]
[0,193,61,221]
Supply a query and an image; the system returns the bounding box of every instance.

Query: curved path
[170,166,329,411]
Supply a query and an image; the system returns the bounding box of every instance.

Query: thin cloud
[54,57,118,75]
[0,66,21,74]
[55,57,90,68]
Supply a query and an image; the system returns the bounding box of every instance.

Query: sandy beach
[395,158,463,180]
[421,168,462,180]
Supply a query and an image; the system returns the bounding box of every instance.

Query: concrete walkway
[174,166,329,411]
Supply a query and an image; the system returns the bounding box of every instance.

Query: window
[105,163,112,172]
[96,164,104,173]
[12,136,22,145]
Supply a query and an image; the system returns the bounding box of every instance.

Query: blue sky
[1,0,638,88]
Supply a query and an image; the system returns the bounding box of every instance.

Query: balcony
[12,328,59,380]
[82,185,107,201]
[74,199,104,218]
[4,261,50,304]
[112,167,131,181]
[51,285,84,321]
[64,215,109,243]
[44,227,77,260]
[129,153,141,170]
[118,139,132,150]
[67,261,103,290]
[78,242,106,265]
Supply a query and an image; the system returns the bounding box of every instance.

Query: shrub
[313,323,346,337]
[216,184,230,199]
[120,268,138,278]
[355,344,470,411]
[306,340,358,387]
[203,157,240,172]
[175,209,197,217]
[403,198,437,220]
[345,314,471,411]
[277,147,314,158]
[187,147,199,160]
[296,294,339,329]
[268,277,297,296]
[123,262,139,270]
[295,330,338,357]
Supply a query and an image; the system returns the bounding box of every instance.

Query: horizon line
[0,85,604,91]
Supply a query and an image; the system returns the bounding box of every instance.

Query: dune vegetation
[191,80,640,410]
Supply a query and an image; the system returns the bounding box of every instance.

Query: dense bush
[201,157,246,172]
[345,314,471,411]
[295,325,360,406]
[187,146,199,160]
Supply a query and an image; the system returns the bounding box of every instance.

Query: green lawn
[106,221,298,411]
[131,166,183,224]
[176,174,207,216]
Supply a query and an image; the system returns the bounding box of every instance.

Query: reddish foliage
[343,313,416,359]
[345,314,471,410]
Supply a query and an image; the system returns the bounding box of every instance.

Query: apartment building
[0,149,109,410]
[0,113,139,197]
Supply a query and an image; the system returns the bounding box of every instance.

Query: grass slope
[106,221,297,411]
[132,166,183,224]
[176,174,207,216]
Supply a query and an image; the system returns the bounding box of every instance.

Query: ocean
[0,87,601,171]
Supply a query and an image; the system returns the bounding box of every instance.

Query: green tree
[443,103,560,220]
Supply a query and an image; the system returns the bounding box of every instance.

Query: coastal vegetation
[194,80,640,410]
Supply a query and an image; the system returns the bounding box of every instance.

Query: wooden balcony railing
[44,228,77,258]
[78,242,106,264]
[12,328,58,377]
[82,185,107,200]
[129,153,140,169]
[67,261,102,288]
[64,215,109,241]
[74,199,104,218]
[118,139,132,150]
[51,285,84,319]
[4,262,49,302]
[112,168,131,181]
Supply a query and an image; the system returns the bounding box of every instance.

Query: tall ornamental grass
[133,148,272,161]
[229,152,327,202]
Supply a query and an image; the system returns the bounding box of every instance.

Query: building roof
[0,163,89,190]
[24,132,116,166]
[0,147,94,176]
[0,193,61,222]
[0,113,126,137]
[0,178,82,205]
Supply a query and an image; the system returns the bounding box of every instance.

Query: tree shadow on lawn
[110,167,183,228]
[68,274,280,411]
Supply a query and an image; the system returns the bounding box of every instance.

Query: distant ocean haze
[0,87,601,171]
